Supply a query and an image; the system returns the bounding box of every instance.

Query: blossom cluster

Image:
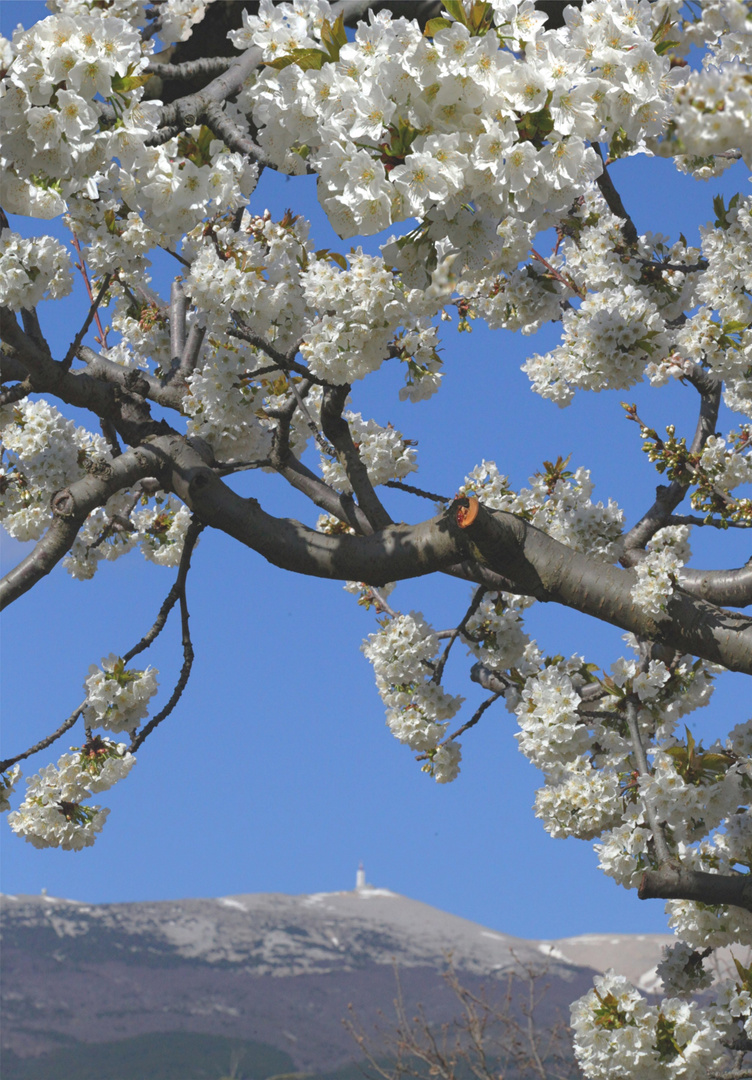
[362,611,464,780]
[0,397,110,542]
[239,0,683,238]
[62,492,195,580]
[0,230,73,310]
[82,654,159,734]
[0,13,149,216]
[570,969,724,1079]
[7,739,135,850]
[319,412,418,492]
[630,525,692,618]
[460,458,624,562]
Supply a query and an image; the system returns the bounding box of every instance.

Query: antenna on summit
[356,862,366,891]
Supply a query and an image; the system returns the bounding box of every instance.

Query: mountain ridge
[0,886,726,1074]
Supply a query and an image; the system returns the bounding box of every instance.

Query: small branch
[201,100,272,167]
[214,457,271,475]
[592,142,638,246]
[99,417,122,458]
[636,257,708,274]
[60,273,112,372]
[320,385,393,532]
[229,322,324,383]
[470,662,512,696]
[130,519,203,751]
[146,57,234,80]
[668,514,750,529]
[70,234,108,348]
[268,378,311,469]
[622,370,722,557]
[169,280,187,369]
[385,479,450,502]
[444,692,502,745]
[277,452,373,534]
[0,378,32,406]
[176,322,205,381]
[0,700,86,774]
[20,307,47,353]
[78,345,187,413]
[432,586,486,683]
[625,696,673,864]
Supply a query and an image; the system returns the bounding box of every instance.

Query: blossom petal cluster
[82,654,159,734]
[7,740,135,850]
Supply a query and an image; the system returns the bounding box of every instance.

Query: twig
[416,692,502,761]
[432,587,486,683]
[130,519,204,751]
[61,273,111,372]
[624,696,673,864]
[530,248,584,298]
[0,378,32,406]
[0,701,86,773]
[444,692,502,745]
[214,458,271,475]
[385,479,450,503]
[70,234,109,348]
[592,141,638,246]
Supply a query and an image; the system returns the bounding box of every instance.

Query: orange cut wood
[456,497,479,529]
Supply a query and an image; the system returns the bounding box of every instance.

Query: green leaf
[443,1,469,25]
[654,39,680,55]
[320,13,347,61]
[265,48,327,72]
[110,70,152,94]
[424,16,453,37]
[315,248,348,271]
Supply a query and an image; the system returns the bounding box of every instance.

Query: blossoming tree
[1,0,751,1075]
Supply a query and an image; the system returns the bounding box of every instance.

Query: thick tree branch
[0,444,164,610]
[678,562,752,608]
[320,384,393,532]
[639,864,752,913]
[146,443,752,672]
[78,345,187,413]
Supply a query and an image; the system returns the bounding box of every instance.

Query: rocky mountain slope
[0,885,717,1075]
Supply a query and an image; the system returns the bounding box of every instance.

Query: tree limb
[678,562,752,608]
[0,444,164,610]
[639,864,752,913]
[320,384,393,532]
[148,441,752,673]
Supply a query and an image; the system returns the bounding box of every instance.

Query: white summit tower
[355,861,366,891]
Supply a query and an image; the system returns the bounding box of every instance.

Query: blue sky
[0,1,749,941]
